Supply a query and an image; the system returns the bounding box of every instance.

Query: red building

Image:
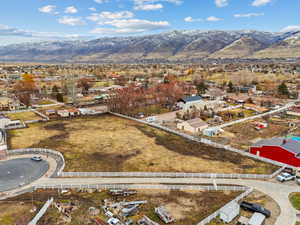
[250,137,300,167]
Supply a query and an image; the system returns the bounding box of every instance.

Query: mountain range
[1,30,300,63]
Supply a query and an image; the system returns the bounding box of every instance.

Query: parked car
[31,156,42,162]
[240,201,271,218]
[276,172,295,182]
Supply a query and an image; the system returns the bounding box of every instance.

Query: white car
[276,173,295,182]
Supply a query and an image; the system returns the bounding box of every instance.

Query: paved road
[36,177,300,225]
[0,158,49,192]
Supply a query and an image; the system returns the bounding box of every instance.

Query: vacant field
[6,111,42,121]
[208,190,280,225]
[15,189,239,225]
[8,114,278,173]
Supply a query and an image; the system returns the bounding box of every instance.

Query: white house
[177,118,208,134]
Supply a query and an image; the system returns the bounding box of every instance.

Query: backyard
[6,111,42,121]
[8,114,278,173]
[221,119,290,149]
[5,189,241,225]
[208,190,280,225]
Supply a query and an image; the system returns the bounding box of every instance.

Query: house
[250,137,300,167]
[177,96,203,110]
[219,201,240,223]
[57,110,70,118]
[68,108,81,116]
[177,118,208,134]
[45,109,56,116]
[287,106,300,117]
[203,127,224,137]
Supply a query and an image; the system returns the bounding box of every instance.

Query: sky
[0,0,300,45]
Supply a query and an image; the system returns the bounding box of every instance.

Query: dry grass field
[8,114,278,173]
[0,201,36,225]
[6,111,42,121]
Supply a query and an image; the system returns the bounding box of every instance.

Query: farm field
[8,114,278,173]
[6,111,42,121]
[7,189,241,225]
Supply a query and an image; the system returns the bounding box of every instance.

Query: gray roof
[186,118,208,128]
[181,96,202,103]
[253,137,300,155]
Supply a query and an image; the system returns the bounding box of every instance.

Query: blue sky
[0,0,299,45]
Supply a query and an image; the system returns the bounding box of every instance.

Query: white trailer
[219,201,240,223]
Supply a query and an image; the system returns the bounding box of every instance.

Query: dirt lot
[208,190,280,225]
[3,189,241,225]
[8,114,278,173]
[6,111,42,121]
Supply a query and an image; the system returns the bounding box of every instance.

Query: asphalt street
[0,157,49,192]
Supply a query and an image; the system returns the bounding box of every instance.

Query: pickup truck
[276,172,295,182]
[240,201,271,218]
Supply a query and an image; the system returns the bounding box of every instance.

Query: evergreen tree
[278,82,289,96]
[196,82,208,95]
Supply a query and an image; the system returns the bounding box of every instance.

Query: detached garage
[250,137,300,167]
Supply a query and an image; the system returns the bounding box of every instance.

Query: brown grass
[6,111,41,121]
[0,202,35,225]
[8,114,278,173]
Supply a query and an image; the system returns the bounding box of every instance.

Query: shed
[237,216,249,225]
[219,201,240,223]
[248,212,266,225]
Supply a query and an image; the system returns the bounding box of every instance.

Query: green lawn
[290,193,300,210]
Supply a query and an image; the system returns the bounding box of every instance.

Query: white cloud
[90,19,169,34]
[206,16,223,21]
[184,16,203,22]
[234,13,264,18]
[281,25,300,32]
[134,3,163,10]
[132,0,182,11]
[89,7,97,12]
[252,0,272,7]
[215,0,228,7]
[87,11,134,24]
[133,0,182,5]
[58,16,86,26]
[94,0,110,3]
[38,5,56,14]
[65,6,78,14]
[0,24,91,41]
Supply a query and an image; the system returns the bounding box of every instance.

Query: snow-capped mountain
[0,30,299,63]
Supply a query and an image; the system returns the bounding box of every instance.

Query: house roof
[253,137,300,155]
[185,118,208,128]
[181,96,202,103]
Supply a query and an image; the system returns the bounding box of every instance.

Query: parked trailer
[155,207,176,224]
[138,216,161,225]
